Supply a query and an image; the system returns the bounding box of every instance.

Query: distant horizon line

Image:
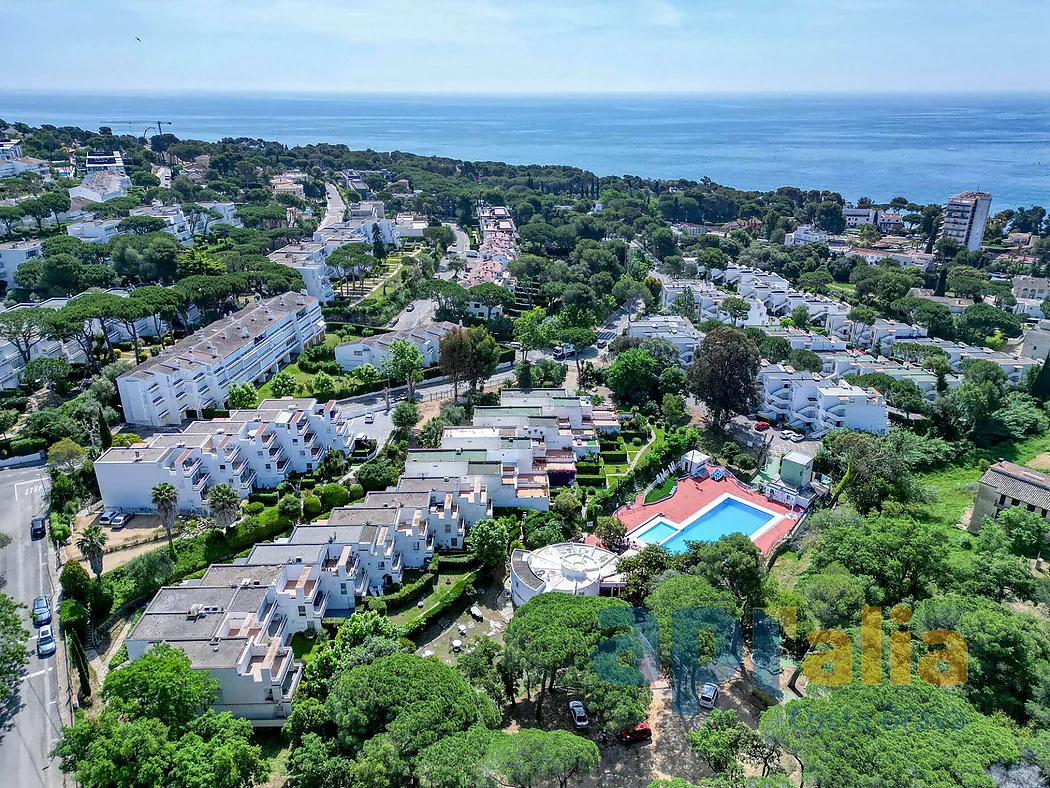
[3,88,1050,100]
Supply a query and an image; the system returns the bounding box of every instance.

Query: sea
[2,92,1049,208]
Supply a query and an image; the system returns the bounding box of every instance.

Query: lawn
[389,567,475,627]
[290,631,322,662]
[644,475,677,503]
[256,334,342,399]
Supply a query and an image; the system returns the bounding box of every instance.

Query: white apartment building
[268,243,335,303]
[0,140,23,160]
[192,202,242,234]
[1013,276,1049,301]
[394,212,428,238]
[0,238,42,287]
[901,338,1038,384]
[833,317,928,350]
[84,152,125,172]
[335,321,457,371]
[824,354,960,401]
[785,226,828,247]
[1021,321,1050,362]
[95,398,353,512]
[843,208,876,228]
[68,170,130,203]
[941,191,992,252]
[757,364,889,437]
[877,213,905,234]
[117,293,326,426]
[0,156,50,180]
[762,327,847,353]
[130,205,193,245]
[853,248,935,271]
[627,315,704,365]
[402,449,551,512]
[67,218,123,243]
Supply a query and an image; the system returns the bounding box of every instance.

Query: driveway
[394,298,437,330]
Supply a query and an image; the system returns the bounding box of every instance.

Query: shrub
[59,598,88,643]
[602,451,629,464]
[278,494,303,523]
[248,491,279,506]
[631,437,643,446]
[734,453,756,471]
[576,475,606,488]
[367,598,388,615]
[320,483,350,509]
[303,495,322,519]
[49,512,71,545]
[10,436,47,456]
[60,560,93,602]
[88,581,114,622]
[244,501,265,516]
[348,483,365,502]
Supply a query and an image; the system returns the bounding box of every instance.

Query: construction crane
[102,119,173,140]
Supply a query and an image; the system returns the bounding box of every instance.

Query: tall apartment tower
[941,191,992,252]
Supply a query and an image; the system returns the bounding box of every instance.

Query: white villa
[757,363,889,437]
[335,322,458,371]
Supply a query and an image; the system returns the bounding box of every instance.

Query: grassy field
[256,334,342,399]
[644,475,677,503]
[389,567,475,627]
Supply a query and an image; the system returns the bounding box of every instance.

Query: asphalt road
[320,183,347,231]
[444,222,470,257]
[394,298,437,330]
[0,465,63,788]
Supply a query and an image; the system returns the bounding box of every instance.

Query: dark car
[30,517,47,539]
[617,722,652,744]
[32,595,51,626]
[568,700,589,729]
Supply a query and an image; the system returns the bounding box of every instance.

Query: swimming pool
[631,496,780,554]
[632,521,678,544]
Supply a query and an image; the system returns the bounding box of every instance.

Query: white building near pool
[510,542,622,606]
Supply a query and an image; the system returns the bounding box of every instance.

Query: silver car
[698,683,719,709]
[568,700,589,729]
[37,625,56,657]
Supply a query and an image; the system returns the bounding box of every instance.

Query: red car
[617,722,652,744]
[754,421,771,431]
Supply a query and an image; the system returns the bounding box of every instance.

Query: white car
[779,430,794,441]
[98,509,118,525]
[568,700,590,729]
[698,683,719,709]
[37,625,56,657]
[364,413,375,425]
[790,432,806,443]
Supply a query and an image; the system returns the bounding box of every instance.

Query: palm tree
[76,525,108,581]
[151,482,178,553]
[207,484,241,531]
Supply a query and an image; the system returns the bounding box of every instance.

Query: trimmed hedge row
[576,463,602,475]
[576,475,606,488]
[369,571,437,612]
[438,553,479,566]
[201,407,230,419]
[248,491,279,506]
[601,451,629,464]
[402,570,479,638]
[620,430,650,443]
[0,436,47,458]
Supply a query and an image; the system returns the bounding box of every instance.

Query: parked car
[779,430,794,441]
[364,412,375,425]
[388,318,398,327]
[32,595,51,626]
[98,509,118,525]
[568,700,590,729]
[110,512,135,529]
[754,421,771,431]
[698,683,719,709]
[790,432,805,443]
[37,625,56,657]
[618,722,652,744]
[30,517,46,539]
[406,303,415,312]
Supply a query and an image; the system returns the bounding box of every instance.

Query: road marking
[22,666,54,681]
[14,480,44,500]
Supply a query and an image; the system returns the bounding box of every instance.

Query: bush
[60,560,93,602]
[248,491,279,506]
[576,475,606,488]
[320,483,350,509]
[373,571,436,611]
[244,501,266,516]
[734,453,756,471]
[59,598,88,643]
[438,553,479,566]
[88,580,114,622]
[631,437,643,446]
[49,512,71,545]
[602,451,629,464]
[278,494,303,523]
[367,598,388,615]
[303,495,322,519]
[9,436,47,456]
[348,483,365,502]
[201,408,230,419]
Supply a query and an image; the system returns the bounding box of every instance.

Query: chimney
[240,325,249,338]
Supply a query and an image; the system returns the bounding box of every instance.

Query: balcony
[312,590,328,617]
[192,473,211,492]
[303,432,317,447]
[182,459,202,477]
[259,432,276,448]
[240,471,257,489]
[277,458,289,474]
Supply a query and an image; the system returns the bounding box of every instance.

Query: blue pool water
[661,498,776,554]
[633,521,678,544]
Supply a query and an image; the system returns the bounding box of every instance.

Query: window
[451,538,458,547]
[298,606,306,617]
[340,583,347,595]
[444,523,451,533]
[379,562,384,569]
[266,464,272,470]
[220,465,226,470]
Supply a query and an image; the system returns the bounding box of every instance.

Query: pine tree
[98,408,112,451]
[934,266,948,297]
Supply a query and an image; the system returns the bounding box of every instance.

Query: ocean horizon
[2,91,1049,208]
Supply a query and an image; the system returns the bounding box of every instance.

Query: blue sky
[2,0,1049,94]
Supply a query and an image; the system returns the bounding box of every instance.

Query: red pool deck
[615,475,800,554]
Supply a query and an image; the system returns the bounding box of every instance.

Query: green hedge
[248,491,279,506]
[369,571,436,612]
[576,475,606,488]
[401,570,478,638]
[620,430,650,443]
[601,451,629,464]
[438,553,479,566]
[576,463,602,475]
